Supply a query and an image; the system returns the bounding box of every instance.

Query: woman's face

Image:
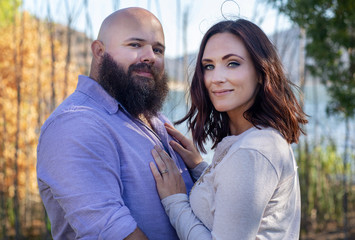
[202,32,259,120]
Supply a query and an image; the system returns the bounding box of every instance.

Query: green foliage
[268,0,355,119]
[0,0,22,28]
[7,197,15,228]
[297,140,350,232]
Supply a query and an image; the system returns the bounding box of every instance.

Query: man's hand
[124,227,148,240]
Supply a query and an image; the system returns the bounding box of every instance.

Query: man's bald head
[89,7,165,81]
[92,8,168,118]
[97,7,164,50]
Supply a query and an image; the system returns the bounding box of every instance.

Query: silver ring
[160,169,169,174]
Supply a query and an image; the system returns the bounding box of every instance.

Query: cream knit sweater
[162,127,300,240]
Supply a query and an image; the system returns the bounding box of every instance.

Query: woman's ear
[91,40,105,62]
[258,77,263,84]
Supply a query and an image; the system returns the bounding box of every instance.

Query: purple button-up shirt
[37,75,194,240]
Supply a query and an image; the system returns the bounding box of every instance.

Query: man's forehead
[118,20,164,42]
[98,8,164,43]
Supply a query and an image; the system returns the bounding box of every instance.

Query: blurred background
[0,0,354,239]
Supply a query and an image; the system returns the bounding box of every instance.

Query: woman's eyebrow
[222,53,245,61]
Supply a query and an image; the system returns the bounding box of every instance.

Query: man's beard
[97,53,169,119]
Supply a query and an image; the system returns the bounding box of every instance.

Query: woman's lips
[212,89,234,96]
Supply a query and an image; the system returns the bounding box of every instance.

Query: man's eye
[203,64,214,70]
[129,43,141,47]
[153,48,164,54]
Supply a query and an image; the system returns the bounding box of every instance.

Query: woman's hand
[150,145,186,199]
[165,123,203,169]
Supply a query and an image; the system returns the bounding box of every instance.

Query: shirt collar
[76,75,120,114]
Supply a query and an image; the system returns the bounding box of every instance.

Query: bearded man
[36,7,194,240]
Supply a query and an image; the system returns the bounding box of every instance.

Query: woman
[150,19,308,240]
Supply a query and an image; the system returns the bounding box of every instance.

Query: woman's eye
[228,61,240,67]
[203,64,214,70]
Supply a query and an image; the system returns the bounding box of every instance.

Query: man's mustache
[128,63,159,77]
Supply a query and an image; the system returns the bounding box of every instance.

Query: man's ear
[91,40,105,62]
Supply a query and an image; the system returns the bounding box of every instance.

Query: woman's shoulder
[239,127,288,150]
[228,127,292,170]
[216,127,292,165]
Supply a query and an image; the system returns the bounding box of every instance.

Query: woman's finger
[164,125,203,169]
[164,123,191,149]
[149,162,170,199]
[151,148,168,174]
[154,145,175,170]
[150,145,187,200]
[149,162,162,182]
[164,123,185,142]
[169,140,189,158]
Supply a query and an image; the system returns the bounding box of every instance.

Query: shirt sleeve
[37,111,137,239]
[211,148,279,240]
[161,194,211,240]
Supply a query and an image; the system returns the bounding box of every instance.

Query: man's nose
[140,45,156,64]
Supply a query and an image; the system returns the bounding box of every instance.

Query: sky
[22,0,292,58]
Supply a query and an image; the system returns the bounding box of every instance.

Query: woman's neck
[229,115,254,136]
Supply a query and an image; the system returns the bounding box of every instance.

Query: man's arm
[124,228,148,240]
[37,112,138,238]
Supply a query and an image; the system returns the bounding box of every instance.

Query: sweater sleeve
[161,194,212,240]
[189,161,209,181]
[211,148,279,240]
[161,148,279,240]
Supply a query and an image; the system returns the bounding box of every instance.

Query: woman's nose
[210,67,227,84]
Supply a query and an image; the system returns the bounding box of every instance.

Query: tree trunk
[343,117,350,239]
[83,0,92,75]
[13,5,24,239]
[174,0,181,82]
[298,28,306,104]
[63,0,82,99]
[297,27,312,234]
[63,23,72,99]
[47,2,56,113]
[112,0,120,11]
[36,13,43,132]
[0,111,7,240]
[182,6,189,80]
[154,0,161,19]
[182,5,190,113]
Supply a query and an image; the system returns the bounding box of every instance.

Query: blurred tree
[267,0,355,237]
[0,0,21,28]
[0,9,78,238]
[63,0,82,98]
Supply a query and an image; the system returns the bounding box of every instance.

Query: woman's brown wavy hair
[176,19,308,153]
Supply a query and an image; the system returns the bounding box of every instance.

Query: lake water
[162,83,355,163]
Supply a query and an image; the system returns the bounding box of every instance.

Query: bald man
[37,7,194,240]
